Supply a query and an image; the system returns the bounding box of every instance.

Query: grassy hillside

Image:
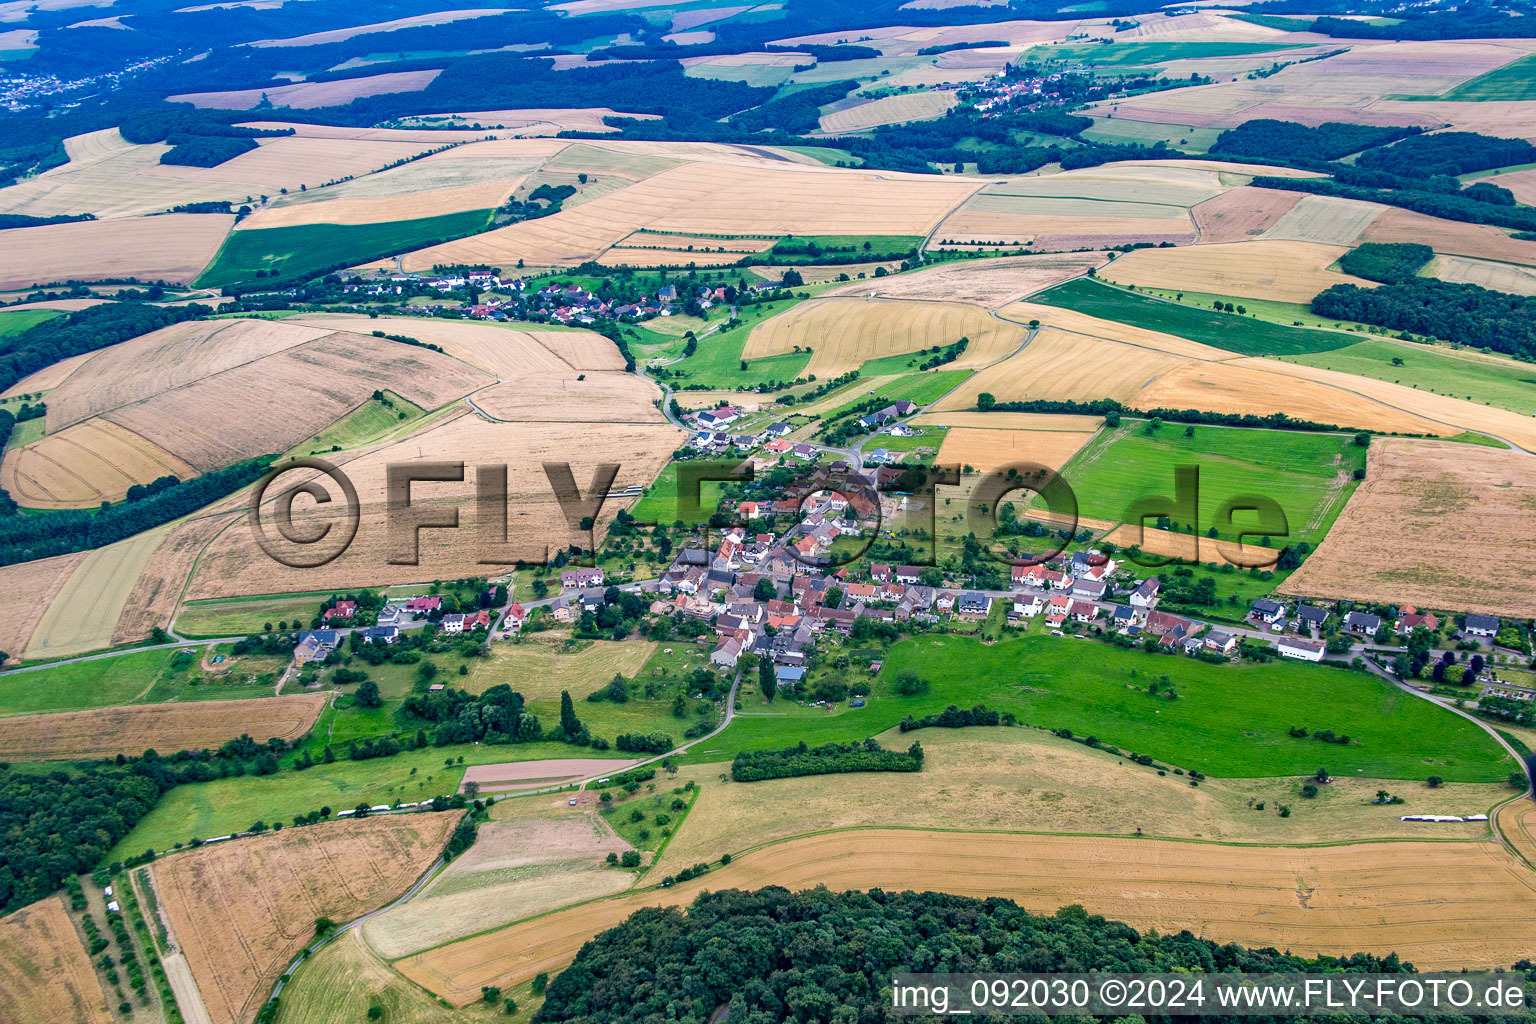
[1054,423,1364,545]
[681,634,1513,783]
[1279,339,1536,416]
[1036,278,1356,357]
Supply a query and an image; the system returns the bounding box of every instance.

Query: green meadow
[1279,339,1536,416]
[1053,423,1365,545]
[680,634,1513,783]
[1036,278,1356,357]
[197,209,493,287]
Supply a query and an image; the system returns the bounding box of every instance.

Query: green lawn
[294,390,426,455]
[1278,339,1536,416]
[774,145,863,166]
[864,425,948,454]
[1036,278,1356,357]
[630,462,729,527]
[665,297,812,387]
[196,209,494,287]
[1023,41,1304,66]
[0,646,289,716]
[0,308,60,337]
[816,370,971,422]
[1053,423,1365,545]
[107,740,634,860]
[1439,53,1536,102]
[683,635,1513,783]
[5,416,42,448]
[174,592,335,638]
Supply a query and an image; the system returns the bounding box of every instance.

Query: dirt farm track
[397,826,1536,1005]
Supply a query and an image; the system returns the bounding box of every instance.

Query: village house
[1277,636,1326,662]
[1069,600,1099,624]
[505,603,527,632]
[870,563,892,583]
[1070,577,1107,601]
[710,637,743,668]
[405,595,442,614]
[440,613,466,634]
[1204,630,1237,656]
[1297,604,1329,632]
[695,406,739,429]
[895,565,922,585]
[1464,613,1501,638]
[1249,598,1286,625]
[551,596,574,623]
[1128,577,1159,610]
[323,600,356,622]
[359,625,397,645]
[1398,609,1440,634]
[1112,605,1136,630]
[295,630,338,662]
[1344,610,1381,637]
[561,567,605,589]
[1010,592,1043,618]
[935,591,958,613]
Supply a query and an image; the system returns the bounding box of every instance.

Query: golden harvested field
[1248,357,1536,451]
[0,213,233,289]
[0,693,327,761]
[936,208,1195,247]
[0,350,94,397]
[1364,208,1536,267]
[0,550,84,664]
[400,827,1536,1002]
[1261,194,1384,245]
[45,315,330,429]
[1280,438,1536,616]
[818,90,958,134]
[1099,240,1370,304]
[742,297,1025,376]
[1103,525,1237,564]
[1192,186,1303,242]
[597,247,755,267]
[403,159,980,270]
[0,895,111,1024]
[935,426,1096,473]
[1080,39,1531,131]
[932,327,1187,410]
[1133,360,1450,436]
[241,176,512,228]
[1430,254,1536,294]
[27,528,168,659]
[113,511,240,645]
[474,373,663,422]
[658,730,1497,874]
[362,813,636,959]
[828,251,1106,307]
[286,315,618,375]
[184,413,682,598]
[0,129,443,219]
[272,930,456,1024]
[612,231,778,253]
[248,9,503,46]
[0,418,196,507]
[156,813,459,1024]
[1498,800,1536,870]
[99,331,489,473]
[400,108,658,135]
[463,636,656,702]
[168,69,443,110]
[1496,168,1536,206]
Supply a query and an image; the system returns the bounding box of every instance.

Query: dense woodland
[1336,243,1435,284]
[1311,279,1536,358]
[731,739,924,781]
[533,886,1490,1024]
[1210,120,1418,163]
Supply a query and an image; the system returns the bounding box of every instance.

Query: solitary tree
[559,690,582,739]
[759,658,778,703]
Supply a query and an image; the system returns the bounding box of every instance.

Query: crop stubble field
[0,894,111,1024]
[154,813,459,1024]
[742,297,1025,376]
[0,693,328,761]
[1098,240,1370,304]
[1280,439,1536,616]
[398,828,1536,1004]
[827,251,1107,307]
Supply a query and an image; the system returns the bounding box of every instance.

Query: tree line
[0,456,273,566]
[976,396,1348,433]
[730,738,924,782]
[899,703,1013,732]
